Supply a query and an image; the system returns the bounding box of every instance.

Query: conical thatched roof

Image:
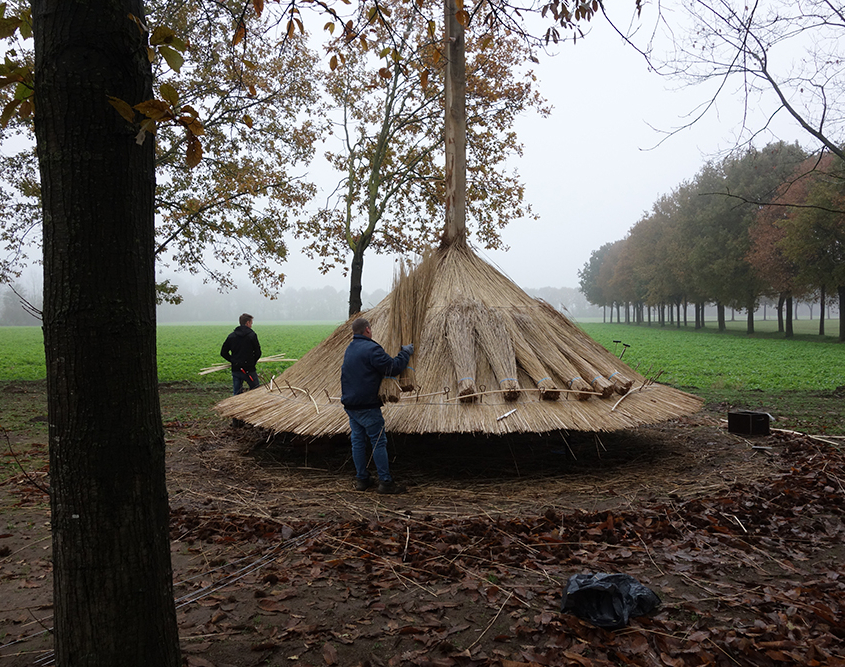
[216,244,702,437]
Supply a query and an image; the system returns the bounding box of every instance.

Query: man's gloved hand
[401,344,414,356]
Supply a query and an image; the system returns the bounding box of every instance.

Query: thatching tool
[619,343,631,360]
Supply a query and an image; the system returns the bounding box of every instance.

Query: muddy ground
[1,383,844,666]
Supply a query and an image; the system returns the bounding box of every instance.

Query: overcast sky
[268,4,813,298]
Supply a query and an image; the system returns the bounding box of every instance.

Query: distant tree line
[1,280,603,326]
[578,141,845,341]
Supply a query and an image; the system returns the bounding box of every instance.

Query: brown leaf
[257,599,287,613]
[186,134,202,168]
[186,657,217,667]
[321,642,338,665]
[232,22,246,47]
[107,96,135,124]
[134,99,171,121]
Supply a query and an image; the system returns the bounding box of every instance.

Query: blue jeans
[232,368,260,395]
[345,407,392,483]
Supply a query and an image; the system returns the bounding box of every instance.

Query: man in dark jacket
[341,317,413,494]
[220,313,262,396]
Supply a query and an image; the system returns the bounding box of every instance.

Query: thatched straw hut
[216,244,702,437]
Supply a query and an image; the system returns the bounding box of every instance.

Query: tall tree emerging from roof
[296,0,549,315]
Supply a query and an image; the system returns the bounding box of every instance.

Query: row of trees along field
[578,142,845,341]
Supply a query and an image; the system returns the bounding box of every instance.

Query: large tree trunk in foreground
[33,1,181,664]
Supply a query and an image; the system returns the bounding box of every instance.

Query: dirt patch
[1,383,844,666]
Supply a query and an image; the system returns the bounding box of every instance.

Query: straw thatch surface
[216,244,702,436]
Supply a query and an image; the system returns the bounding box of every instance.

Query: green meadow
[0,323,339,384]
[580,321,845,393]
[1,319,842,394]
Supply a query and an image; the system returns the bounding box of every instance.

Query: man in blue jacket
[220,313,262,396]
[341,317,413,494]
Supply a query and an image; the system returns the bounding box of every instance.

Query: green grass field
[580,321,845,392]
[0,323,339,384]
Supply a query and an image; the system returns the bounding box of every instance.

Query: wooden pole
[444,0,467,245]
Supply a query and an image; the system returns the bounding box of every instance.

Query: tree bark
[785,295,794,338]
[839,285,845,342]
[746,301,755,334]
[348,244,365,317]
[777,293,785,332]
[33,1,180,664]
[443,0,466,245]
[819,285,825,336]
[717,302,726,331]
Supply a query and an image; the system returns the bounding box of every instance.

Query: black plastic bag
[560,573,660,629]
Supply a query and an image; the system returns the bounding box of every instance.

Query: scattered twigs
[3,429,49,496]
[771,427,842,451]
[176,524,329,609]
[467,590,513,650]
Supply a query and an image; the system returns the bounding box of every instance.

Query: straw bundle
[511,311,594,400]
[504,317,560,400]
[475,305,519,402]
[535,300,635,395]
[390,254,436,392]
[446,300,479,402]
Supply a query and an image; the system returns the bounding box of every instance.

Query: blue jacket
[341,334,411,409]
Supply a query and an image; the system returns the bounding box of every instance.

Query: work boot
[355,475,376,492]
[377,479,407,495]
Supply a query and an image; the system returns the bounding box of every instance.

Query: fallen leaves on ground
[165,432,844,667]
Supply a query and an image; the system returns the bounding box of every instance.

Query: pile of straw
[215,243,702,436]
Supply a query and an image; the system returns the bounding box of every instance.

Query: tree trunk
[746,301,755,334]
[819,285,825,336]
[777,293,785,332]
[33,1,180,665]
[717,302,726,331]
[839,285,845,342]
[785,295,794,338]
[348,244,365,317]
[443,0,466,245]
